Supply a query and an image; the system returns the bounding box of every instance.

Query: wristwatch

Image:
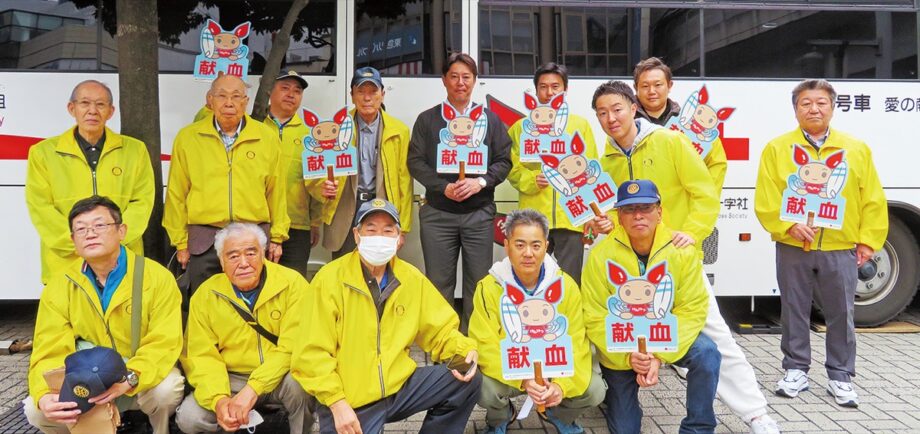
[125,370,139,388]
[477,177,487,188]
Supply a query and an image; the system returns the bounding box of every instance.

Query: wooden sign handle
[590,202,602,217]
[534,361,545,413]
[326,165,334,182]
[803,211,815,252]
[458,161,466,181]
[638,336,647,354]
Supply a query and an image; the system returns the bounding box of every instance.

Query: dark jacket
[636,98,681,126]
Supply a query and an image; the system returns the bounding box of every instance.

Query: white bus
[2,0,918,327]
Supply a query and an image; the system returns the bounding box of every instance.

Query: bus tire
[815,216,920,327]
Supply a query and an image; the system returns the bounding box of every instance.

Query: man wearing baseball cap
[582,180,720,433]
[294,198,481,434]
[263,70,325,278]
[317,66,414,259]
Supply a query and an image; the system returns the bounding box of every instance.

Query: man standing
[26,80,154,284]
[319,67,413,258]
[755,79,887,408]
[164,74,289,292]
[177,223,314,433]
[264,70,324,277]
[632,59,780,432]
[583,180,719,434]
[408,52,512,330]
[25,196,184,434]
[294,199,481,434]
[470,209,605,434]
[506,63,596,284]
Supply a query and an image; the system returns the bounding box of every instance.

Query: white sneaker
[827,380,859,408]
[775,369,809,398]
[750,414,781,434]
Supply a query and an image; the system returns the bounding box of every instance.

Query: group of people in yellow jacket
[23,53,886,434]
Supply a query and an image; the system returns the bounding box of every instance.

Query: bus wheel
[835,217,919,327]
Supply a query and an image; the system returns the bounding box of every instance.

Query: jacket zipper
[614,238,673,267]
[92,170,98,195]
[67,276,118,351]
[345,283,386,399]
[227,148,234,222]
[817,228,825,250]
[215,292,265,364]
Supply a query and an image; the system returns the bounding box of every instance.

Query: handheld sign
[540,133,618,226]
[779,144,848,234]
[803,211,815,252]
[194,20,251,81]
[436,103,489,175]
[499,278,574,381]
[605,261,678,353]
[664,85,735,158]
[518,92,573,163]
[534,361,546,413]
[301,107,357,179]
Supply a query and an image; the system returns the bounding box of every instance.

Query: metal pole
[698,9,705,77]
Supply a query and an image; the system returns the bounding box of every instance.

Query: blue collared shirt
[356,113,381,193]
[82,246,128,313]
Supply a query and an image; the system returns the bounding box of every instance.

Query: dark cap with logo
[354,198,400,227]
[351,66,383,89]
[275,70,308,89]
[59,347,127,413]
[615,179,661,208]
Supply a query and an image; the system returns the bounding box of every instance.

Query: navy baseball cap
[351,66,383,89]
[355,198,400,227]
[59,347,127,413]
[615,179,661,208]
[275,70,308,89]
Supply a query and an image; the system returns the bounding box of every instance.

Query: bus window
[354,0,462,76]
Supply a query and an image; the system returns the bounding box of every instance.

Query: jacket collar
[56,126,123,159]
[488,254,561,296]
[194,114,261,149]
[794,127,844,152]
[611,223,674,263]
[341,250,408,297]
[210,261,287,312]
[348,109,401,143]
[64,247,138,320]
[604,118,662,157]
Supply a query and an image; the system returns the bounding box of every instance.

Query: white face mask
[357,235,398,266]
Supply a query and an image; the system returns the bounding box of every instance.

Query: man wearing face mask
[294,199,481,434]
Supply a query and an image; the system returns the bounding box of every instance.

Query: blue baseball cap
[59,347,127,413]
[354,198,400,227]
[614,179,661,208]
[351,66,383,89]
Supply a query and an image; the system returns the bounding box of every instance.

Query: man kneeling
[583,180,721,433]
[470,209,606,434]
[177,223,314,433]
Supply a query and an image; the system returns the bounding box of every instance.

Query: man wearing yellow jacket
[177,223,313,433]
[507,63,596,284]
[293,199,480,434]
[632,60,780,433]
[26,80,154,284]
[25,196,184,434]
[582,180,718,433]
[264,70,324,277]
[755,79,888,408]
[318,67,413,258]
[470,209,605,434]
[164,74,289,293]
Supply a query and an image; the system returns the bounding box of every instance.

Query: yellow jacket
[469,259,592,397]
[292,252,476,408]
[507,114,597,232]
[705,138,728,199]
[164,115,290,249]
[28,251,182,404]
[601,121,719,245]
[263,114,324,231]
[582,225,708,370]
[318,110,414,231]
[182,261,308,411]
[25,127,154,283]
[754,128,888,251]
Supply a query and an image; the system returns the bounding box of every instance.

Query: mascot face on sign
[793,144,845,198]
[506,280,562,343]
[303,108,349,152]
[680,85,734,139]
[206,20,251,60]
[539,134,597,193]
[442,104,484,148]
[608,262,666,320]
[525,93,565,135]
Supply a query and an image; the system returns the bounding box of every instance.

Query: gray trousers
[316,365,481,434]
[776,243,858,382]
[175,373,315,434]
[478,371,606,427]
[419,203,495,333]
[548,228,585,285]
[280,228,313,277]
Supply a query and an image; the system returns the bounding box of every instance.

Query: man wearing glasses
[26,80,154,285]
[165,73,290,294]
[25,196,184,434]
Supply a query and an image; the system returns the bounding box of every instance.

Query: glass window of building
[354,0,462,76]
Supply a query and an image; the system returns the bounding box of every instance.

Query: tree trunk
[251,0,310,119]
[116,0,168,264]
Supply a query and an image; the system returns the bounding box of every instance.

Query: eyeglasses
[72,222,119,237]
[211,93,247,103]
[73,99,111,111]
[618,203,658,215]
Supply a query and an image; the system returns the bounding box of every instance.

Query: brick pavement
[2,302,919,433]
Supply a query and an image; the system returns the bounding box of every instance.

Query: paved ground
[2,300,920,433]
